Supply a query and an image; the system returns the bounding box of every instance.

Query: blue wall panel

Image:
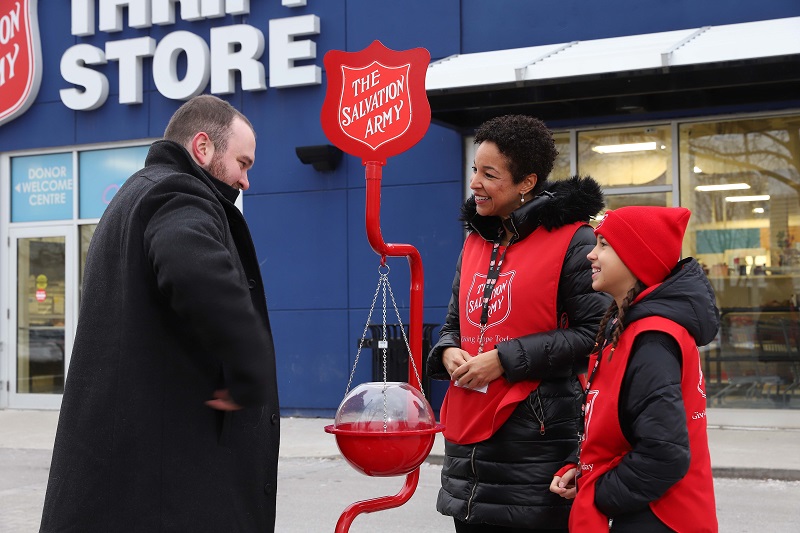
[245,88,339,195]
[75,98,153,145]
[35,2,77,105]
[0,101,76,149]
[243,190,350,311]
[345,122,464,190]
[273,309,350,416]
[346,181,464,312]
[345,0,461,61]
[460,0,800,53]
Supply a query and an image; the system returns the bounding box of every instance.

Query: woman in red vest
[427,114,610,532]
[550,206,719,532]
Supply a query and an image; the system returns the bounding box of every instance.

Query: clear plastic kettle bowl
[325,382,444,476]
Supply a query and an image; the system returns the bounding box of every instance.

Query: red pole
[364,161,424,391]
[334,469,420,533]
[327,160,425,532]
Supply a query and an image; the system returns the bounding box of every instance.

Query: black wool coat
[40,141,280,533]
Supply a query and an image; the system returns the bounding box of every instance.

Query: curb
[711,467,800,482]
[421,455,800,482]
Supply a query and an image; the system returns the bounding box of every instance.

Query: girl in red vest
[549,206,719,532]
[427,115,610,532]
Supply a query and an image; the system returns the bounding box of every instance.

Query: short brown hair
[163,94,254,154]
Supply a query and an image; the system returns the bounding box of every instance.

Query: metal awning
[426,17,800,129]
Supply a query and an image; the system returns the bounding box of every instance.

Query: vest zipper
[464,446,478,520]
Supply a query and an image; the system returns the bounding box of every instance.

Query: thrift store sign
[0,0,324,125]
[321,40,430,164]
[0,0,42,127]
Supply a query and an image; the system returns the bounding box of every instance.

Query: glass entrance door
[9,228,74,409]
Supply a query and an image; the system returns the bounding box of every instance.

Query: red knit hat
[594,206,691,287]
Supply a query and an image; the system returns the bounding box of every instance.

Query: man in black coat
[40,95,280,532]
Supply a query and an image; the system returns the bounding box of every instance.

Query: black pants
[454,518,569,533]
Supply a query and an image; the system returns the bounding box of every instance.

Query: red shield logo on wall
[339,62,412,151]
[0,0,43,127]
[321,40,431,164]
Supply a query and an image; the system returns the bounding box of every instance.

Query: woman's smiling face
[470,141,534,219]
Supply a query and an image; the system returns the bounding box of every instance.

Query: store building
[1,1,799,416]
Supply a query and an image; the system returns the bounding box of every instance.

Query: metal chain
[344,263,422,432]
[381,271,389,431]
[344,265,386,395]
[385,277,424,396]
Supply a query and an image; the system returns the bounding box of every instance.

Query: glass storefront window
[593,191,674,228]
[79,146,148,219]
[551,132,571,181]
[680,116,800,287]
[680,115,800,407]
[16,237,67,394]
[578,125,672,190]
[79,224,98,303]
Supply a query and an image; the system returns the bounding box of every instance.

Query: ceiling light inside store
[592,142,657,154]
[693,166,703,173]
[753,207,765,214]
[725,195,770,203]
[695,183,751,192]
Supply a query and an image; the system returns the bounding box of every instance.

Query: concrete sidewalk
[1,407,799,480]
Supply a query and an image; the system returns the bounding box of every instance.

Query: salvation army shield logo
[339,62,412,151]
[464,270,515,330]
[321,40,431,164]
[0,0,42,127]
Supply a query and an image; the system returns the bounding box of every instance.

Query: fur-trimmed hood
[461,175,605,242]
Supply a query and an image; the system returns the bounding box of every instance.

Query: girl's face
[469,141,535,219]
[587,234,639,306]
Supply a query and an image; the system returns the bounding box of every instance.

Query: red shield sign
[0,0,42,127]
[321,40,430,164]
[339,62,412,151]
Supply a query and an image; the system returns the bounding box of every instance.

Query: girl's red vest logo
[0,0,42,127]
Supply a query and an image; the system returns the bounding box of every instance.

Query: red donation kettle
[325,382,443,477]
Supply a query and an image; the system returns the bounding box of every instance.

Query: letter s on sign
[60,44,110,111]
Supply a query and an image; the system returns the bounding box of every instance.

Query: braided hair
[592,280,648,354]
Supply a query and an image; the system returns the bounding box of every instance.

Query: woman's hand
[550,467,577,499]
[442,347,472,378]
[451,349,503,390]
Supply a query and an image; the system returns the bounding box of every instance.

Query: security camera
[295,144,344,172]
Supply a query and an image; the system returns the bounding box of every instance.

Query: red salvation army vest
[571,316,718,533]
[440,222,585,445]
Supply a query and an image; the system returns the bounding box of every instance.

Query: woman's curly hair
[474,114,558,194]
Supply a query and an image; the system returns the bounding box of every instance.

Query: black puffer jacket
[427,176,611,528]
[593,258,720,529]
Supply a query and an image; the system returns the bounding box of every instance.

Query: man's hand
[450,349,503,390]
[205,389,242,411]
